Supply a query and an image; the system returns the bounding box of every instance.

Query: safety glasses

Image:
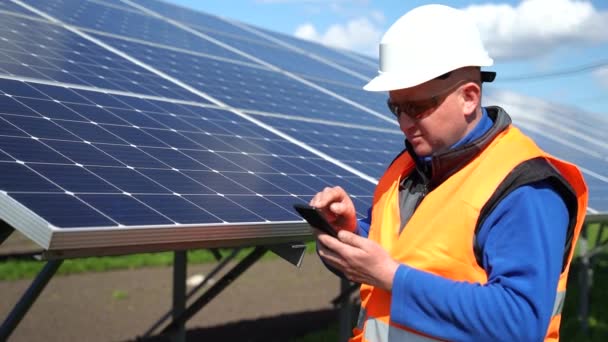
[387,79,476,121]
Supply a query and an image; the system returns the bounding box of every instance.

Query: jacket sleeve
[389,181,568,341]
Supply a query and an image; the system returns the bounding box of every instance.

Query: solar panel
[0,0,606,260]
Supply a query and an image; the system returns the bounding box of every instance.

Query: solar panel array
[0,0,606,256]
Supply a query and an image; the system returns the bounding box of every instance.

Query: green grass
[0,243,318,281]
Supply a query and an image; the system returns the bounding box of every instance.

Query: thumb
[337,229,366,248]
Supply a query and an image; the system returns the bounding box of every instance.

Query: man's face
[388,77,478,157]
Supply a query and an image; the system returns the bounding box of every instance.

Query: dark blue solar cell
[62,103,127,125]
[86,166,171,194]
[0,136,72,164]
[0,79,48,98]
[222,136,271,154]
[0,150,11,161]
[143,129,202,149]
[15,98,86,121]
[115,97,165,113]
[107,108,167,129]
[0,162,62,192]
[226,195,301,221]
[184,194,263,222]
[137,168,214,194]
[8,193,115,228]
[217,153,277,173]
[135,194,221,224]
[222,172,290,195]
[289,174,332,193]
[0,116,29,137]
[93,144,168,168]
[78,194,173,226]
[103,125,167,147]
[188,119,235,136]
[245,154,305,175]
[139,147,208,170]
[0,96,44,117]
[318,175,372,196]
[180,150,245,172]
[42,140,123,167]
[72,90,130,109]
[28,83,95,104]
[56,121,126,144]
[29,164,121,193]
[182,170,254,195]
[147,112,199,132]
[1,115,80,141]
[264,195,310,217]
[282,157,338,176]
[248,173,316,195]
[180,132,238,152]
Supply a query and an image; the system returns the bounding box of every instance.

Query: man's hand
[309,186,357,233]
[317,229,399,291]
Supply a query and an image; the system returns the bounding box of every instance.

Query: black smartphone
[293,203,337,237]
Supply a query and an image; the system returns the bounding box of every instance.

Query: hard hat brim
[363,72,428,92]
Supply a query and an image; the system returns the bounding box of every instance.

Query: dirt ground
[0,233,349,342]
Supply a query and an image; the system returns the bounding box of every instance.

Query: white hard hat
[363,4,494,92]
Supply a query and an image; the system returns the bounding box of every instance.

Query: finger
[310,186,346,209]
[337,229,367,249]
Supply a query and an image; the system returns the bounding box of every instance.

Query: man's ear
[461,82,481,115]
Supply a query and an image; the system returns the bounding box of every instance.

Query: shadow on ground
[129,308,340,342]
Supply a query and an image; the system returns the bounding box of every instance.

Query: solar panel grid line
[0,124,282,229]
[121,0,397,126]
[515,115,608,151]
[0,11,201,102]
[515,121,606,166]
[240,108,401,133]
[13,1,384,185]
[0,75,214,110]
[0,75,368,230]
[0,92,303,226]
[1,83,336,190]
[0,117,210,227]
[223,17,371,83]
[74,25,270,72]
[86,0,144,14]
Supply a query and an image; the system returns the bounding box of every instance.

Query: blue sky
[168,0,608,116]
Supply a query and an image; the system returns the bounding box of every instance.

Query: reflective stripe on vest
[553,291,566,316]
[364,318,440,342]
[360,290,567,342]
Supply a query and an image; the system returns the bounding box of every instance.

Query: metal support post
[142,248,242,338]
[0,222,13,245]
[578,222,590,335]
[161,246,267,335]
[171,250,187,342]
[0,259,63,341]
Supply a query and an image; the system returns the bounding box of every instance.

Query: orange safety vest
[351,125,588,342]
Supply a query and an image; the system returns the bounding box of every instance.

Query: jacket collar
[405,106,512,189]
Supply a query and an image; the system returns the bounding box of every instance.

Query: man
[310,4,588,342]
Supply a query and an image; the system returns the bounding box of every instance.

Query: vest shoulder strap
[473,157,578,272]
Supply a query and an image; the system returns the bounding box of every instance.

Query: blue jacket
[355,108,569,341]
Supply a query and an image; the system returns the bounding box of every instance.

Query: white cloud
[465,0,608,60]
[294,16,382,55]
[592,66,608,88]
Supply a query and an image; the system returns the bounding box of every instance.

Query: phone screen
[293,203,337,237]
